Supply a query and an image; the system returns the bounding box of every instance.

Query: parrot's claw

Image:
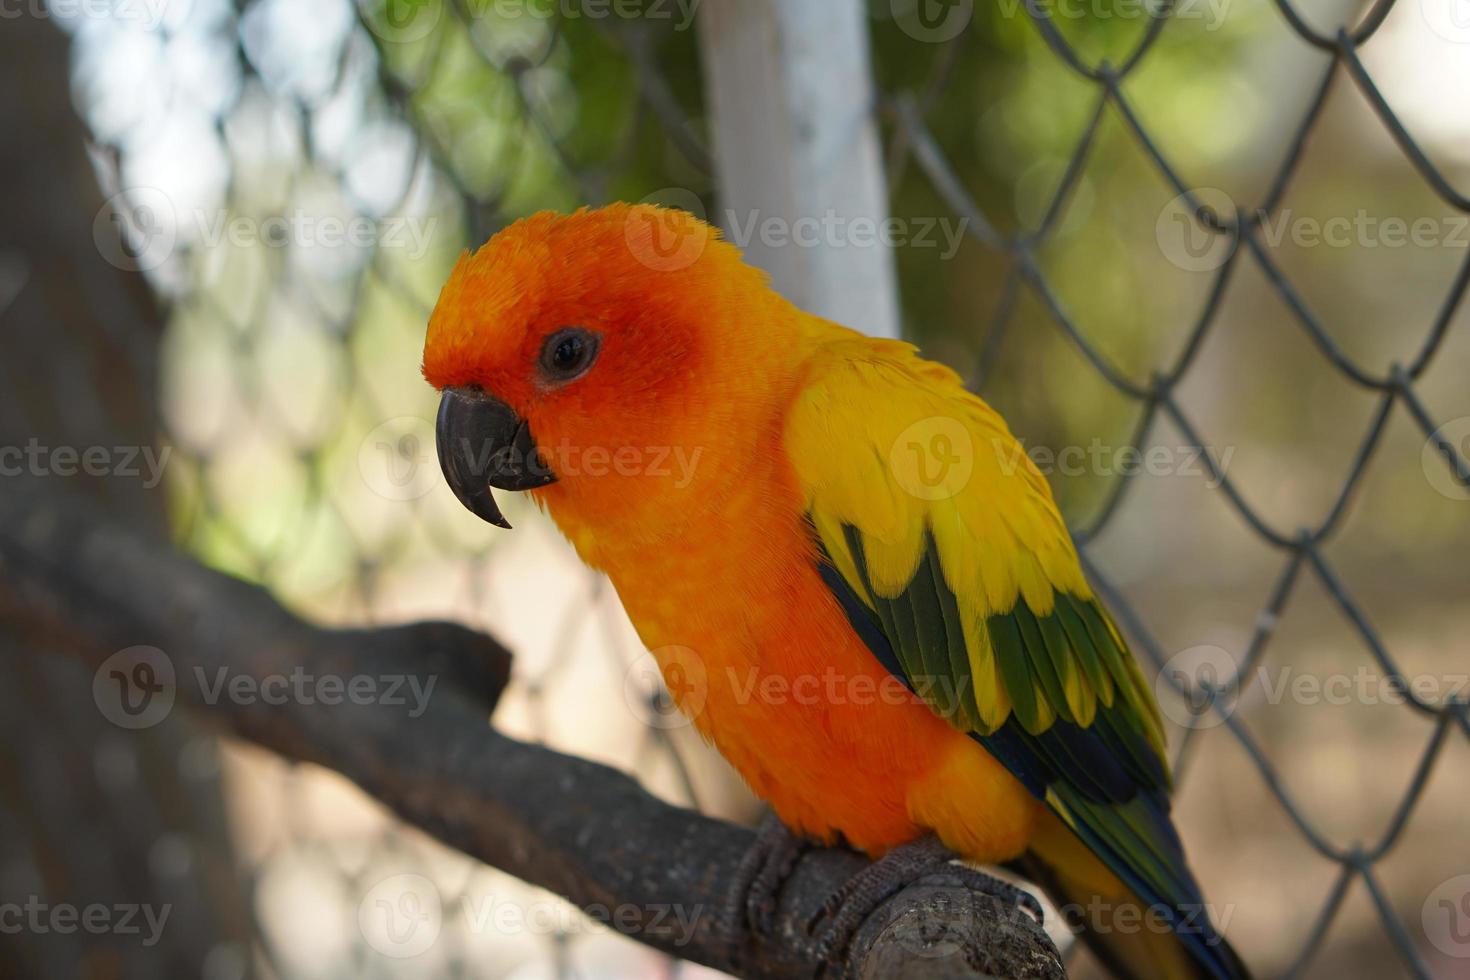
[805,835,1044,968]
[724,823,1044,974]
[723,812,812,943]
[947,865,1045,926]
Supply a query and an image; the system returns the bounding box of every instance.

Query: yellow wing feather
[784,318,1161,751]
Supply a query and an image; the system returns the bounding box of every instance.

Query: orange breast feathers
[551,384,1041,864]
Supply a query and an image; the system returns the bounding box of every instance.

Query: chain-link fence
[6,0,1469,977]
[878,1,1470,977]
[26,1,721,978]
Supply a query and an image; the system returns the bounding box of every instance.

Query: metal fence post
[697,0,901,340]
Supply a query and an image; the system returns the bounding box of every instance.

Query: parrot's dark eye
[539,327,600,383]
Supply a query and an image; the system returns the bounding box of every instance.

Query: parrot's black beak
[435,386,556,529]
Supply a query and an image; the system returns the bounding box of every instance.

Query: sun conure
[422,204,1250,980]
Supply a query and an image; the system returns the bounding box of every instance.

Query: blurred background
[1,0,1468,977]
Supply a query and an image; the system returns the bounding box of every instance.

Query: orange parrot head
[422,204,798,547]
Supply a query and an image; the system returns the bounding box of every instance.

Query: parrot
[422,203,1250,980]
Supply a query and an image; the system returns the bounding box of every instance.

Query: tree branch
[0,481,1064,980]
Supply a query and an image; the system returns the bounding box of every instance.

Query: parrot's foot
[806,835,1044,967]
[724,812,812,942]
